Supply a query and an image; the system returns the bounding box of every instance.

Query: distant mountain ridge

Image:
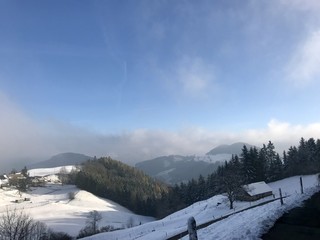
[136,142,256,185]
[135,155,221,185]
[28,152,93,169]
[206,142,256,156]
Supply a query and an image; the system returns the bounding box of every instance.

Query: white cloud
[110,119,320,160]
[175,56,216,98]
[1,92,320,170]
[285,30,320,86]
[242,119,320,152]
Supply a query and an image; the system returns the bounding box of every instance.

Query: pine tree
[249,147,260,182]
[286,146,299,176]
[298,137,308,174]
[257,147,267,181]
[283,150,289,177]
[197,175,206,200]
[273,153,283,181]
[316,139,320,172]
[265,141,277,181]
[240,145,252,184]
[306,138,317,173]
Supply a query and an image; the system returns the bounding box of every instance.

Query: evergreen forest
[72,137,320,218]
[72,157,169,217]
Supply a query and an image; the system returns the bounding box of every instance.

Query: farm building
[30,176,46,187]
[0,175,9,187]
[238,181,273,201]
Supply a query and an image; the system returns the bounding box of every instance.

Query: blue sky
[1,0,320,167]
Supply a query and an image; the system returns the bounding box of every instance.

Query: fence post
[300,176,304,194]
[279,188,283,205]
[188,217,198,240]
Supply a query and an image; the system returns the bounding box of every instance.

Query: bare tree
[0,208,46,240]
[0,208,73,240]
[30,221,48,240]
[77,210,102,238]
[126,216,135,228]
[87,210,102,234]
[219,163,243,210]
[221,174,242,209]
[58,167,69,185]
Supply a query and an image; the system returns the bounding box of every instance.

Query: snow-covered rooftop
[243,181,273,196]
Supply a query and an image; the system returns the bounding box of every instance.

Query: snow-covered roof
[0,175,7,180]
[243,181,273,196]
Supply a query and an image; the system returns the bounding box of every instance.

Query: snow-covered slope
[83,174,320,240]
[0,184,153,237]
[194,153,232,163]
[0,167,154,237]
[28,165,77,177]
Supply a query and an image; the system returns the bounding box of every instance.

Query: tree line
[170,138,320,210]
[70,138,320,218]
[71,157,169,217]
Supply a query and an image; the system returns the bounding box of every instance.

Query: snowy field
[28,165,77,177]
[84,174,320,240]
[0,167,154,237]
[1,167,319,239]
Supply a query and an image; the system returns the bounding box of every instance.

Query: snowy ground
[0,168,154,237]
[28,165,76,177]
[1,167,318,239]
[84,174,320,240]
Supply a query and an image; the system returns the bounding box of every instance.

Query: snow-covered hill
[0,167,154,237]
[83,174,320,240]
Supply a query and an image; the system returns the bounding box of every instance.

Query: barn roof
[243,181,273,196]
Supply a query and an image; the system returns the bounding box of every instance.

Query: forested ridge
[73,157,169,217]
[172,137,320,208]
[73,138,320,218]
